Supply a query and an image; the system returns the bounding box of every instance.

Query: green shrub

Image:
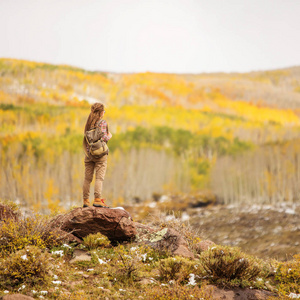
[158,256,197,284]
[0,246,51,288]
[0,214,66,254]
[82,232,111,250]
[198,245,268,288]
[276,254,300,294]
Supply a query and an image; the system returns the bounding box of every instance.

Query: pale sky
[1,0,300,73]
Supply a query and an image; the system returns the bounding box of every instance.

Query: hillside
[1,58,300,207]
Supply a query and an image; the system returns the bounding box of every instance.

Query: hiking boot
[83,199,91,208]
[93,198,110,208]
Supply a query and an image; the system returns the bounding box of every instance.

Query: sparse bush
[0,245,51,288]
[276,254,300,294]
[113,245,139,283]
[0,213,67,254]
[158,256,197,284]
[198,245,268,288]
[83,232,111,250]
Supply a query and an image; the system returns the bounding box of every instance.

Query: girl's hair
[84,103,104,132]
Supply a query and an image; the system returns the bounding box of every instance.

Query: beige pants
[82,154,108,200]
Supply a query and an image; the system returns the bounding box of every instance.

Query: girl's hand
[108,132,112,139]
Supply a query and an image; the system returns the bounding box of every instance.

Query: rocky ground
[127,198,300,261]
[187,203,300,261]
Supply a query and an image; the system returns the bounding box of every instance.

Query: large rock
[69,249,92,264]
[53,207,136,242]
[135,223,194,259]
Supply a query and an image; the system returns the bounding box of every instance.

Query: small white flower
[53,275,58,280]
[289,293,300,299]
[98,287,104,289]
[52,281,62,285]
[149,257,153,261]
[119,288,126,291]
[87,268,94,272]
[21,254,28,260]
[62,244,72,249]
[4,291,9,294]
[32,290,37,294]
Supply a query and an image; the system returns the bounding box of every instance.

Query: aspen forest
[1,58,300,212]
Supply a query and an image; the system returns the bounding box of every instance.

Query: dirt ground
[188,203,300,261]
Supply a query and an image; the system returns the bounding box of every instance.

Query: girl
[82,103,112,208]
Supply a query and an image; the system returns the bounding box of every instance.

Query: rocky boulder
[135,223,194,259]
[53,207,136,242]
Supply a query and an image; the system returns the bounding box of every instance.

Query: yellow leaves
[44,179,61,213]
[215,97,300,126]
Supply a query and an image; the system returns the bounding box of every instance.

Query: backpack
[84,120,108,158]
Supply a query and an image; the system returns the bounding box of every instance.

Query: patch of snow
[51,250,64,257]
[159,195,169,203]
[110,207,125,210]
[285,208,296,215]
[181,212,190,221]
[98,258,107,264]
[18,285,26,291]
[187,274,197,286]
[141,253,147,262]
[40,291,48,295]
[289,293,300,299]
[165,215,175,221]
